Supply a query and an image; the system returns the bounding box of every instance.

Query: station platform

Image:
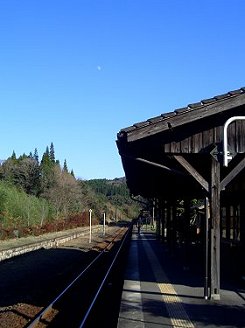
[117,226,245,328]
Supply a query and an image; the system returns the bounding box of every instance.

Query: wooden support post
[240,201,245,248]
[204,197,210,299]
[156,204,160,238]
[172,202,177,249]
[164,201,167,241]
[152,198,156,231]
[168,201,175,254]
[158,201,161,238]
[210,157,221,300]
[183,199,191,270]
[166,201,171,249]
[160,200,165,242]
[226,205,231,240]
[240,201,245,279]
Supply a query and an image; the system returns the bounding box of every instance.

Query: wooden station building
[116,87,245,300]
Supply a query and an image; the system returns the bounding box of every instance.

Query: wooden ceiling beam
[173,155,209,192]
[121,154,187,176]
[221,156,245,190]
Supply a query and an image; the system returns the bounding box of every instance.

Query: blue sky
[0,1,245,179]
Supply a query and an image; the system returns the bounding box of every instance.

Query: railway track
[0,225,132,328]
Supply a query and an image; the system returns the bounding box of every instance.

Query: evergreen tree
[41,147,51,167]
[50,142,55,163]
[40,146,55,193]
[19,153,28,160]
[11,151,16,160]
[33,148,39,163]
[71,169,75,177]
[63,159,68,173]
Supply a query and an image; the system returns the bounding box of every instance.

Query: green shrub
[0,181,53,228]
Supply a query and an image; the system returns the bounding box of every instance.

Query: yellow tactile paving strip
[158,282,194,327]
[142,234,195,328]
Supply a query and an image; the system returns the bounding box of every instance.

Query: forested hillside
[84,178,140,221]
[0,144,140,240]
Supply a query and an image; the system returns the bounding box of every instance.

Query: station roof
[118,87,245,142]
[117,87,245,200]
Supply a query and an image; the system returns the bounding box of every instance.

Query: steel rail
[79,224,132,327]
[27,227,127,328]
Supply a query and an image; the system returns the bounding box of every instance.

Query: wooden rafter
[121,154,187,176]
[173,155,209,192]
[221,156,245,190]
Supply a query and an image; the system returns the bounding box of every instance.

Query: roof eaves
[201,98,216,105]
[214,92,231,101]
[187,102,203,109]
[161,111,177,118]
[118,86,245,138]
[174,107,190,114]
[147,115,164,124]
[228,88,244,96]
[133,121,151,128]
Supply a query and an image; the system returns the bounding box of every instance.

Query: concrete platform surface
[117,227,245,328]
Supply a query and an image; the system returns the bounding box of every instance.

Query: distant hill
[83,177,141,221]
